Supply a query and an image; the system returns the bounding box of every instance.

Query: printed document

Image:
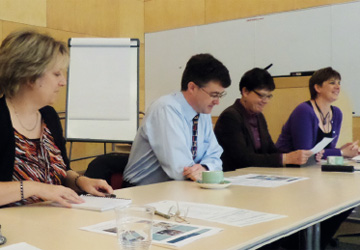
[226,174,308,187]
[81,219,222,248]
[147,200,286,228]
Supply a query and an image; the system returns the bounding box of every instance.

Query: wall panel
[118,0,144,41]
[0,21,3,42]
[294,0,354,9]
[47,0,144,41]
[0,0,46,27]
[353,118,360,142]
[68,142,113,173]
[205,0,295,24]
[144,0,205,32]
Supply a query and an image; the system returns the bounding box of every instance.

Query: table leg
[305,223,321,250]
[306,226,313,249]
[314,223,321,250]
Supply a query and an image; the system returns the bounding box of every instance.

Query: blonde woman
[0,30,113,208]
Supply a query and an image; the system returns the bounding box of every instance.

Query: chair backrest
[84,153,129,189]
[110,172,124,190]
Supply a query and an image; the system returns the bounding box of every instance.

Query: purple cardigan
[276,101,342,158]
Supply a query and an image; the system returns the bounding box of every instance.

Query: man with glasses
[214,68,313,171]
[123,54,231,186]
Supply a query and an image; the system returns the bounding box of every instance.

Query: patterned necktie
[191,114,200,159]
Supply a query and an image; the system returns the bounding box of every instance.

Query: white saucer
[196,180,231,189]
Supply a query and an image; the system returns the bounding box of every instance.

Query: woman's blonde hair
[0,30,68,98]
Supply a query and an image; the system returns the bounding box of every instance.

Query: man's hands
[183,164,207,181]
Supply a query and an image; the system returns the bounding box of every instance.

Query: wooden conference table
[2,165,360,250]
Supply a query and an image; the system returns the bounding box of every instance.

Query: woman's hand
[284,150,313,165]
[29,182,84,208]
[76,176,114,197]
[315,150,324,162]
[340,140,359,158]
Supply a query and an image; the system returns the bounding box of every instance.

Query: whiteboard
[145,1,360,115]
[66,38,139,142]
[332,1,360,116]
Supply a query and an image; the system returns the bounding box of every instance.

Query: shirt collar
[174,92,198,122]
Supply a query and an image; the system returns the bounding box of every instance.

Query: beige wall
[144,0,354,33]
[0,0,356,172]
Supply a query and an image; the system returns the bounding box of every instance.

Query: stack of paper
[71,195,131,212]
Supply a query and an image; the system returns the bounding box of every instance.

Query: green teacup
[202,171,224,184]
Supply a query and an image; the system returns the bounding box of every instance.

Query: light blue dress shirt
[123,92,223,185]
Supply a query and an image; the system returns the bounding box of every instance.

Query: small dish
[196,180,231,189]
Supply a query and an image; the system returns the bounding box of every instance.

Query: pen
[155,210,171,219]
[82,193,117,198]
[105,193,116,198]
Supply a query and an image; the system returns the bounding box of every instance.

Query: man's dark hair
[181,53,231,91]
[239,68,275,94]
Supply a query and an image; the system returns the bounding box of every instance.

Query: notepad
[71,195,131,212]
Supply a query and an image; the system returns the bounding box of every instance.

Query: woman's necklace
[8,99,39,132]
[314,100,330,126]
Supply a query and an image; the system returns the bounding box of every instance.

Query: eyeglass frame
[167,203,190,224]
[200,87,227,99]
[252,89,273,100]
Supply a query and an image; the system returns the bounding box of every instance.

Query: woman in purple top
[276,67,359,159]
[276,67,357,249]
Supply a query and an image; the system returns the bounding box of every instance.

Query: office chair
[84,152,129,189]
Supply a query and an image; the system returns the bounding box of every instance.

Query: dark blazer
[0,96,70,181]
[214,99,282,171]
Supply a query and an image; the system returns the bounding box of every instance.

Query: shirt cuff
[201,164,209,170]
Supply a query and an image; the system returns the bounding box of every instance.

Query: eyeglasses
[168,203,189,223]
[200,87,227,99]
[155,202,190,224]
[252,90,273,100]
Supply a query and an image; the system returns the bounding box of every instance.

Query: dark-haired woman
[215,68,314,172]
[276,67,358,158]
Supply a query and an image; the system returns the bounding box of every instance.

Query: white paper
[0,242,42,250]
[352,155,360,162]
[70,195,132,212]
[310,137,335,154]
[81,219,222,248]
[147,200,286,228]
[225,174,308,187]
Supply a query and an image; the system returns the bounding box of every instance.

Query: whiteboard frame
[65,38,139,143]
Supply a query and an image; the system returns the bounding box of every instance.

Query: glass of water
[115,205,154,250]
